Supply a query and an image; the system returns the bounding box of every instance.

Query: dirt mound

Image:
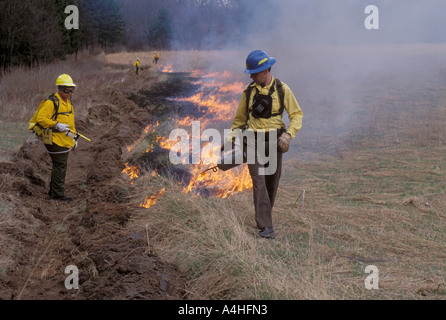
[0,70,187,300]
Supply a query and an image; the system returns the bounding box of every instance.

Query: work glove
[55,122,70,132]
[278,132,291,153]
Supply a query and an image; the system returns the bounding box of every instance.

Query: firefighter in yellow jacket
[226,50,303,239]
[36,74,77,201]
[153,52,159,65]
[134,58,141,75]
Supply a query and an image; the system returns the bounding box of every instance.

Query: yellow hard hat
[56,74,76,87]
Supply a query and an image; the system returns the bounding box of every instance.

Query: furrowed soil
[0,68,188,300]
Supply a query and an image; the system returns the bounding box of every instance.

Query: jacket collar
[250,76,275,91]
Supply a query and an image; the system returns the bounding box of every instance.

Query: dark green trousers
[45,144,70,198]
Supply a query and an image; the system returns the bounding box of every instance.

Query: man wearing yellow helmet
[153,52,159,65]
[36,74,77,201]
[134,58,141,75]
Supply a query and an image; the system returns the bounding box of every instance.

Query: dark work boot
[258,227,275,239]
[51,195,74,202]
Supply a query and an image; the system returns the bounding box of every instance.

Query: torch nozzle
[199,166,219,177]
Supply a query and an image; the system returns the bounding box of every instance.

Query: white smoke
[166,0,446,155]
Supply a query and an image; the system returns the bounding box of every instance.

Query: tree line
[120,0,257,50]
[0,0,267,70]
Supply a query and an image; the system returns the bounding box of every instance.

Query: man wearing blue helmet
[227,50,303,239]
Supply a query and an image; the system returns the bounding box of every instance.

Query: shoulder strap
[48,94,60,121]
[271,79,285,117]
[49,93,73,120]
[244,79,285,121]
[244,81,255,121]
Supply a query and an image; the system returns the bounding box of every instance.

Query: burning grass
[122,68,253,200]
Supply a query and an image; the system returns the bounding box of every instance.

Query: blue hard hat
[244,50,276,74]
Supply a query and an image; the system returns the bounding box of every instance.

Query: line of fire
[122,64,253,208]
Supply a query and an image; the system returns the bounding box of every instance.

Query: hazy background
[213,0,446,155]
[149,0,446,156]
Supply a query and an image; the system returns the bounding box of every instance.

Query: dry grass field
[1,45,445,300]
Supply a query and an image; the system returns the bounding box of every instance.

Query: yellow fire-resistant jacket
[134,60,140,68]
[227,77,303,141]
[36,92,76,148]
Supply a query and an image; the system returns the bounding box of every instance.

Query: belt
[253,128,285,141]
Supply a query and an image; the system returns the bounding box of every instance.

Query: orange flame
[124,66,252,199]
[177,115,194,127]
[160,64,174,73]
[140,187,166,208]
[176,92,237,123]
[169,69,253,198]
[122,162,140,181]
[126,121,160,152]
[182,145,253,198]
[219,82,245,94]
[184,165,253,199]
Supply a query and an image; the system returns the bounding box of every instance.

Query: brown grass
[125,138,446,299]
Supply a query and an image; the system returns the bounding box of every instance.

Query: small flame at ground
[140,187,166,208]
[126,121,159,152]
[159,64,174,73]
[122,162,140,181]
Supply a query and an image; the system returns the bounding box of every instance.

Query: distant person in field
[36,74,78,202]
[153,52,159,65]
[226,50,303,239]
[134,57,141,75]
